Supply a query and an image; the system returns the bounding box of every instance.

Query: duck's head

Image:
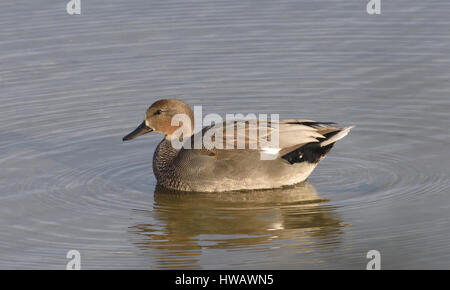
[122,99,194,141]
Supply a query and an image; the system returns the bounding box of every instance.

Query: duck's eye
[155,109,162,115]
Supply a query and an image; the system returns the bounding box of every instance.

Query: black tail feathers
[281,130,340,164]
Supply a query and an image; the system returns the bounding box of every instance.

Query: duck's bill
[123,121,153,141]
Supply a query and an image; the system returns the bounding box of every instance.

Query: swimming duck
[123,99,353,192]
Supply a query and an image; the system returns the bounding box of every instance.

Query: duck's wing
[184,119,353,161]
[277,120,354,153]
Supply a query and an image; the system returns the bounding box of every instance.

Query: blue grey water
[1,0,449,269]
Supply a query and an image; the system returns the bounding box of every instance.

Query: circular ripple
[312,150,449,210]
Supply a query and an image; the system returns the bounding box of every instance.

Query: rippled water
[1,0,450,269]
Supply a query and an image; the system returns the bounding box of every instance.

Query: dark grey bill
[122,121,153,141]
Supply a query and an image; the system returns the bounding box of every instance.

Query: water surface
[1,0,450,269]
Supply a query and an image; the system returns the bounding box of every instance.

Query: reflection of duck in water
[130,182,344,269]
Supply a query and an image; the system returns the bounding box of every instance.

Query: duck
[123,99,354,192]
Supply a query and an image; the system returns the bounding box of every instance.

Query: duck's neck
[152,138,179,181]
